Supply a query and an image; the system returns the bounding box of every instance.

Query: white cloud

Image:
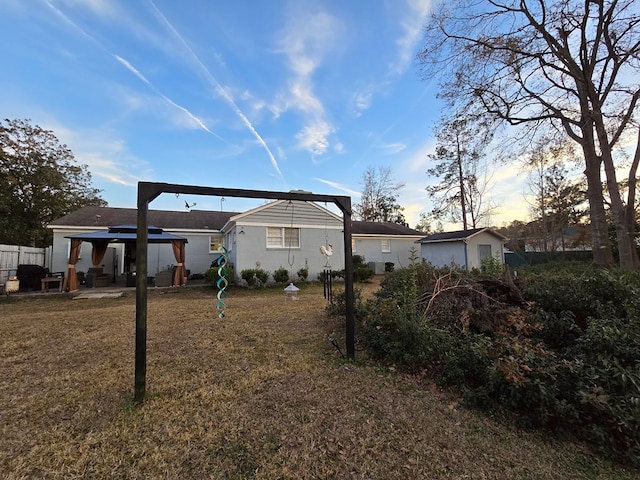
[388,0,432,76]
[43,120,151,188]
[274,6,342,156]
[399,137,437,174]
[113,55,224,140]
[350,86,374,117]
[296,122,334,156]
[381,142,407,155]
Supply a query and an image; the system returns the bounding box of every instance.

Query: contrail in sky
[314,178,361,198]
[43,0,224,142]
[114,55,225,140]
[150,1,285,181]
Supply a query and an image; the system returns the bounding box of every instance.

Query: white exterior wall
[231,223,344,283]
[420,241,467,269]
[353,236,422,270]
[466,232,505,270]
[164,229,227,276]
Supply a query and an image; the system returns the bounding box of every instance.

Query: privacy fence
[0,244,49,284]
[504,250,593,269]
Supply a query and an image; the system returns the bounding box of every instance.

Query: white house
[352,221,425,271]
[220,200,345,281]
[417,228,507,271]
[48,204,426,285]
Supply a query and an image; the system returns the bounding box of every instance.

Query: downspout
[463,239,469,271]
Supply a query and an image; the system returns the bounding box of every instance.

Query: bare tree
[426,111,495,229]
[526,138,587,251]
[415,212,433,233]
[419,0,640,269]
[354,166,407,225]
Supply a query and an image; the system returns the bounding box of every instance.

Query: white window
[381,239,391,253]
[352,238,357,253]
[209,235,224,253]
[267,227,300,248]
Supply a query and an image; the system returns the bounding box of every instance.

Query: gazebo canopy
[62,225,188,292]
[65,225,188,244]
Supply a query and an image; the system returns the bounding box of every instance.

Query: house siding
[236,201,340,227]
[353,236,422,269]
[232,225,345,282]
[421,241,467,269]
[230,202,344,282]
[465,232,505,270]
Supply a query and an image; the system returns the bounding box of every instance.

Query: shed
[417,228,507,271]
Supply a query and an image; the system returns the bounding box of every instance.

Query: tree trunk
[601,152,639,269]
[456,134,468,230]
[595,107,640,269]
[582,148,614,266]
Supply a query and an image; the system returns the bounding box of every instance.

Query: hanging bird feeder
[284,282,300,301]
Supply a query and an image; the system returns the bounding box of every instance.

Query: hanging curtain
[171,240,186,287]
[91,240,109,268]
[63,239,83,292]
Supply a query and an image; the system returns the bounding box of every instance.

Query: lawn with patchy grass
[1,283,637,479]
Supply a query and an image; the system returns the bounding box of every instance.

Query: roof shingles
[48,206,236,231]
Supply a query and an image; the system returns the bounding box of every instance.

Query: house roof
[50,206,426,238]
[48,206,237,231]
[65,225,188,243]
[352,221,424,236]
[417,227,507,243]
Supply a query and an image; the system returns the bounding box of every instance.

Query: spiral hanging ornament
[216,246,228,318]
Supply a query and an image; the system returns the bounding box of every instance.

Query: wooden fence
[0,244,48,283]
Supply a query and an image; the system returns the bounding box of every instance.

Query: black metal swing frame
[134,181,355,404]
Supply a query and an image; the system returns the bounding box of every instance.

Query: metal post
[134,198,149,404]
[342,205,355,360]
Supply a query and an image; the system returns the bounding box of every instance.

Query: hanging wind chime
[320,202,334,302]
[215,244,228,318]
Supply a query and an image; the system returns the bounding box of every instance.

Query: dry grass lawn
[1,282,637,479]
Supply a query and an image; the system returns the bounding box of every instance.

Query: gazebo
[63,225,188,292]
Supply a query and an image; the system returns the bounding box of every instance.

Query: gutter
[463,239,469,271]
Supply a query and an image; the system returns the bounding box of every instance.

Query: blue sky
[1,0,528,228]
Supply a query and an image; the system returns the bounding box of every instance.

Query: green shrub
[254,268,269,286]
[240,268,269,287]
[354,265,375,282]
[357,263,640,466]
[240,268,257,286]
[297,267,308,282]
[326,287,365,318]
[206,263,234,286]
[480,254,503,275]
[273,266,290,284]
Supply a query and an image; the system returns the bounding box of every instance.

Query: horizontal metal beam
[138,182,352,215]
